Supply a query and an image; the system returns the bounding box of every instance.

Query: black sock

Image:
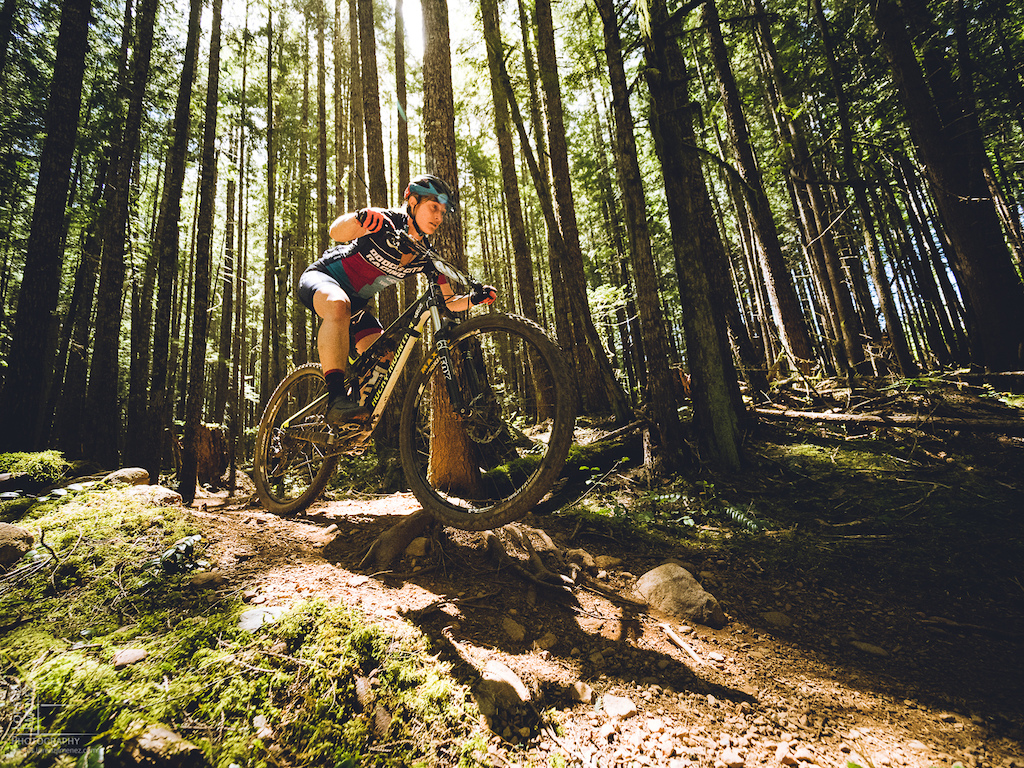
[324,369,346,399]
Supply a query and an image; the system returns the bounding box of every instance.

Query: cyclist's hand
[355,207,389,233]
[471,284,497,306]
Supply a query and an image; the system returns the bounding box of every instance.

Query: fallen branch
[659,623,703,666]
[755,407,1024,435]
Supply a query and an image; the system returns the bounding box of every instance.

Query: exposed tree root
[358,508,434,570]
[483,523,578,592]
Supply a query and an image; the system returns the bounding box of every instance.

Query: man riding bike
[297,174,497,425]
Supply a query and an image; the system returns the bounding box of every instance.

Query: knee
[318,293,351,323]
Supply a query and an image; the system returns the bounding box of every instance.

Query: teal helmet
[404,174,457,212]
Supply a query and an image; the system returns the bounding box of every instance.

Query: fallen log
[754,408,1024,435]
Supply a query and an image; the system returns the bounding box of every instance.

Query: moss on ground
[0,461,483,768]
[0,451,70,485]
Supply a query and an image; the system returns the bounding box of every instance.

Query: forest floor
[2,376,1023,768]
[187,375,1024,768]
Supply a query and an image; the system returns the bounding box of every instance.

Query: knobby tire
[399,313,575,530]
[253,363,339,516]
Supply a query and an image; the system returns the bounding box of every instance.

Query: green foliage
[0,451,70,484]
[567,464,766,537]
[149,534,204,573]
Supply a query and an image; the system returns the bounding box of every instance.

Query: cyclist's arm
[442,281,496,311]
[329,207,389,242]
[441,281,471,313]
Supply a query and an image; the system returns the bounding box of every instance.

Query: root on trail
[483,523,579,592]
[358,508,434,571]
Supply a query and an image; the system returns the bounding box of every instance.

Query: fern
[717,504,763,532]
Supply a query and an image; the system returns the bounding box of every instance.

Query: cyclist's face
[413,197,446,235]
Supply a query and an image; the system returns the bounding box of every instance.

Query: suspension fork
[426,285,480,417]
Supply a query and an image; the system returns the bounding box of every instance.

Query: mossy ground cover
[0,480,483,767]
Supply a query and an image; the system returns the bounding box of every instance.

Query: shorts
[297,267,383,345]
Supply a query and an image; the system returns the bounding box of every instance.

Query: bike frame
[281,253,475,448]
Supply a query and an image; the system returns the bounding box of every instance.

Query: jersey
[307,209,437,301]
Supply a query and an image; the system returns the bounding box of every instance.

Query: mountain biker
[297,173,497,425]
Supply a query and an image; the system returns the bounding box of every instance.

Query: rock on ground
[0,523,33,568]
[636,562,727,628]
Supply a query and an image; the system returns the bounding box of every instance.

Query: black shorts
[297,268,384,344]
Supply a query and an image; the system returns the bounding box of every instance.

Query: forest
[1,0,1023,491]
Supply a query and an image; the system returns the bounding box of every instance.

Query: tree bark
[147,0,201,482]
[347,0,365,208]
[316,0,330,256]
[295,29,310,367]
[810,0,916,378]
[748,0,865,375]
[480,0,537,323]
[357,0,387,211]
[534,0,629,422]
[262,15,277,404]
[422,0,479,494]
[53,162,106,458]
[702,0,813,375]
[0,0,92,451]
[87,0,158,467]
[594,0,683,463]
[641,0,742,471]
[178,0,222,503]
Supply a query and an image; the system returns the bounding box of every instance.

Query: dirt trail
[189,489,1024,768]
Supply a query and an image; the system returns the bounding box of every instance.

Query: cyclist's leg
[352,311,383,356]
[298,270,368,423]
[298,269,353,373]
[313,285,352,374]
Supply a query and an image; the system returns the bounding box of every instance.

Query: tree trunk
[534,0,629,422]
[395,0,409,203]
[334,0,346,211]
[748,0,865,375]
[0,0,92,451]
[594,0,683,463]
[124,211,159,464]
[295,22,311,367]
[347,0,365,208]
[147,0,201,482]
[179,0,222,504]
[316,0,329,256]
[229,7,251,494]
[53,162,105,458]
[263,15,277,404]
[641,0,742,471]
[480,0,537,323]
[809,0,916,378]
[214,172,236,423]
[421,0,479,494]
[87,0,158,468]
[703,0,812,375]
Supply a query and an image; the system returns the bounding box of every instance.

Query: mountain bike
[252,229,576,531]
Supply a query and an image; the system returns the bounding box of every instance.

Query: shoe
[326,391,370,425]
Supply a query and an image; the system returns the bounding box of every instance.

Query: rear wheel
[399,314,575,530]
[253,363,339,515]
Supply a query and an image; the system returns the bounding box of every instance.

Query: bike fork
[429,305,471,416]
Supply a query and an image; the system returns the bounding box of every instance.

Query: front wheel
[399,314,575,530]
[253,363,339,515]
